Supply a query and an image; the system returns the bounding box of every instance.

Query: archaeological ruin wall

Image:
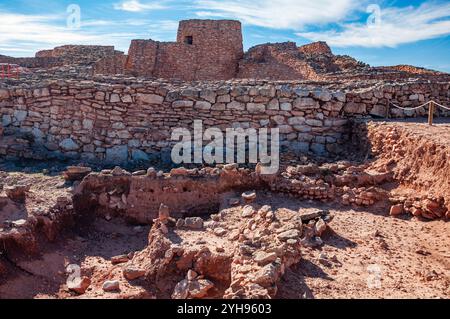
[124,20,244,81]
[0,79,448,164]
[1,45,126,72]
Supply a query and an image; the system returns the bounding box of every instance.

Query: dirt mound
[367,122,450,219]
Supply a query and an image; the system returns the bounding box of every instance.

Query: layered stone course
[1,45,125,73]
[124,20,243,81]
[0,78,448,164]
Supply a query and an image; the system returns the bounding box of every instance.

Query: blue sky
[1,0,449,72]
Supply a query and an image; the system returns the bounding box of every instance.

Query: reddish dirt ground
[278,202,449,299]
[0,190,448,299]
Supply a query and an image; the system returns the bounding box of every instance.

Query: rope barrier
[389,100,450,111]
[433,101,450,111]
[389,101,429,111]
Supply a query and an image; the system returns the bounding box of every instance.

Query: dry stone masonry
[1,78,448,164]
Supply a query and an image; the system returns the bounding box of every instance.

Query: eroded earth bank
[0,121,448,299]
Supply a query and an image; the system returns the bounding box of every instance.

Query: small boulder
[184,217,204,230]
[390,204,404,216]
[123,266,146,281]
[68,277,91,295]
[241,205,255,218]
[103,280,120,292]
[242,191,257,203]
[314,219,327,237]
[158,203,170,222]
[214,227,227,237]
[253,251,278,266]
[187,270,198,281]
[278,229,301,241]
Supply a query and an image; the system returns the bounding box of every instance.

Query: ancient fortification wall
[124,20,243,81]
[0,80,448,164]
[2,19,447,83]
[1,45,125,71]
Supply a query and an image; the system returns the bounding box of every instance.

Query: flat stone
[123,267,146,280]
[12,219,27,227]
[278,229,301,241]
[299,210,329,222]
[64,166,92,181]
[253,251,278,266]
[137,93,164,104]
[173,100,194,108]
[195,101,212,110]
[111,255,129,265]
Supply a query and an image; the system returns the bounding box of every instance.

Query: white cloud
[0,11,143,56]
[113,0,167,12]
[193,0,361,29]
[298,2,450,47]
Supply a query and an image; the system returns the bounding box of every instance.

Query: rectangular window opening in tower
[184,36,193,45]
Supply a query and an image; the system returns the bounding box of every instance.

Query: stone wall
[237,42,320,81]
[0,80,448,164]
[0,54,62,69]
[124,20,243,81]
[94,52,127,76]
[35,45,120,66]
[0,46,123,71]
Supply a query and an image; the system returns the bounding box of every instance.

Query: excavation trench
[0,120,449,299]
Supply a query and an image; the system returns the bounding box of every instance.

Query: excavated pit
[0,120,449,299]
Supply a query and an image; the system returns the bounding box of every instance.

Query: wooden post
[386,100,390,119]
[428,101,434,126]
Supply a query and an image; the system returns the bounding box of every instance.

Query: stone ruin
[0,19,449,300]
[1,19,448,82]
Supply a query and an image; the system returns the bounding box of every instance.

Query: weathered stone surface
[106,145,128,163]
[123,267,146,280]
[278,229,300,241]
[59,138,79,151]
[67,277,91,295]
[136,93,164,104]
[184,217,204,230]
[102,280,120,292]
